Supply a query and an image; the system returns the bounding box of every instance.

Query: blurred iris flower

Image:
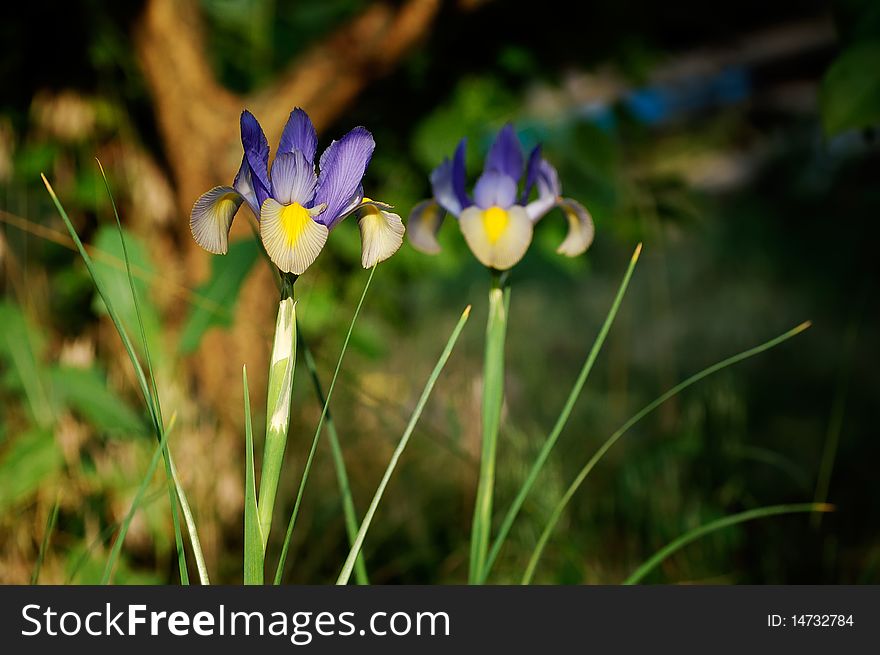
[191,108,404,274]
[408,124,594,270]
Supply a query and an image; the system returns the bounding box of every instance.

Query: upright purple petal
[430,138,471,216]
[525,159,562,222]
[520,145,542,203]
[485,123,524,183]
[313,127,376,226]
[278,107,318,163]
[240,110,271,207]
[233,155,259,215]
[473,171,518,209]
[270,151,317,206]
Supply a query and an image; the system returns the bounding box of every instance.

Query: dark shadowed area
[1,0,878,584]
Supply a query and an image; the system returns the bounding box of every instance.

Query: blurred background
[1,0,878,584]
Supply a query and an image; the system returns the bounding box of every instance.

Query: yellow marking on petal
[359,206,404,268]
[279,202,313,245]
[482,206,510,244]
[260,198,329,274]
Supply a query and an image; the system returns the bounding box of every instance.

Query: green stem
[521,321,812,584]
[469,272,510,584]
[257,286,297,553]
[481,244,642,582]
[297,325,369,584]
[623,503,833,584]
[337,306,472,585]
[274,266,377,584]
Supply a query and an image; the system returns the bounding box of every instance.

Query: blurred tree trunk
[135,0,441,273]
[132,0,442,431]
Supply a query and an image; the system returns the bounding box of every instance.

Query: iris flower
[407,124,594,270]
[191,108,404,274]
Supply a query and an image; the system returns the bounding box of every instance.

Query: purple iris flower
[191,108,404,275]
[407,124,594,270]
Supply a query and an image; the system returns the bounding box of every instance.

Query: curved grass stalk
[296,323,369,584]
[521,321,812,584]
[623,503,833,584]
[337,305,472,585]
[480,244,642,583]
[469,274,510,584]
[103,419,173,583]
[242,366,264,584]
[274,265,377,584]
[44,172,191,584]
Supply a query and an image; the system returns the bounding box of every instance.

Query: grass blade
[98,162,203,583]
[521,320,812,584]
[103,423,173,583]
[469,275,510,584]
[274,265,377,584]
[31,495,60,584]
[623,503,834,584]
[337,305,472,585]
[481,244,642,582]
[243,365,264,584]
[298,325,369,584]
[43,172,191,585]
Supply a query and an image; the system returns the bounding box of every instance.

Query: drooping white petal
[358,206,405,268]
[459,204,533,270]
[260,198,329,274]
[407,200,446,255]
[556,198,595,257]
[190,186,244,254]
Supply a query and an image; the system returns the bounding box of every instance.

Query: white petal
[556,198,595,257]
[407,200,445,255]
[260,198,329,274]
[359,206,405,268]
[459,205,533,270]
[190,186,243,254]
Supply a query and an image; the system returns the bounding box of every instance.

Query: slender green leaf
[31,496,60,584]
[298,325,369,584]
[103,427,172,584]
[522,321,812,584]
[242,365,264,584]
[99,163,197,584]
[481,244,642,582]
[274,266,377,584]
[623,503,833,584]
[337,305,472,585]
[179,239,259,353]
[45,171,189,584]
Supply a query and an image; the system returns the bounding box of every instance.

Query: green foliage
[49,365,148,437]
[0,429,63,513]
[179,238,259,353]
[820,40,880,136]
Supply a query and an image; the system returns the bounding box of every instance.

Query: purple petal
[278,107,318,163]
[520,145,542,203]
[270,151,317,206]
[473,171,517,209]
[240,110,271,207]
[313,127,376,226]
[430,138,471,216]
[525,159,562,222]
[233,155,259,215]
[485,123,524,183]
